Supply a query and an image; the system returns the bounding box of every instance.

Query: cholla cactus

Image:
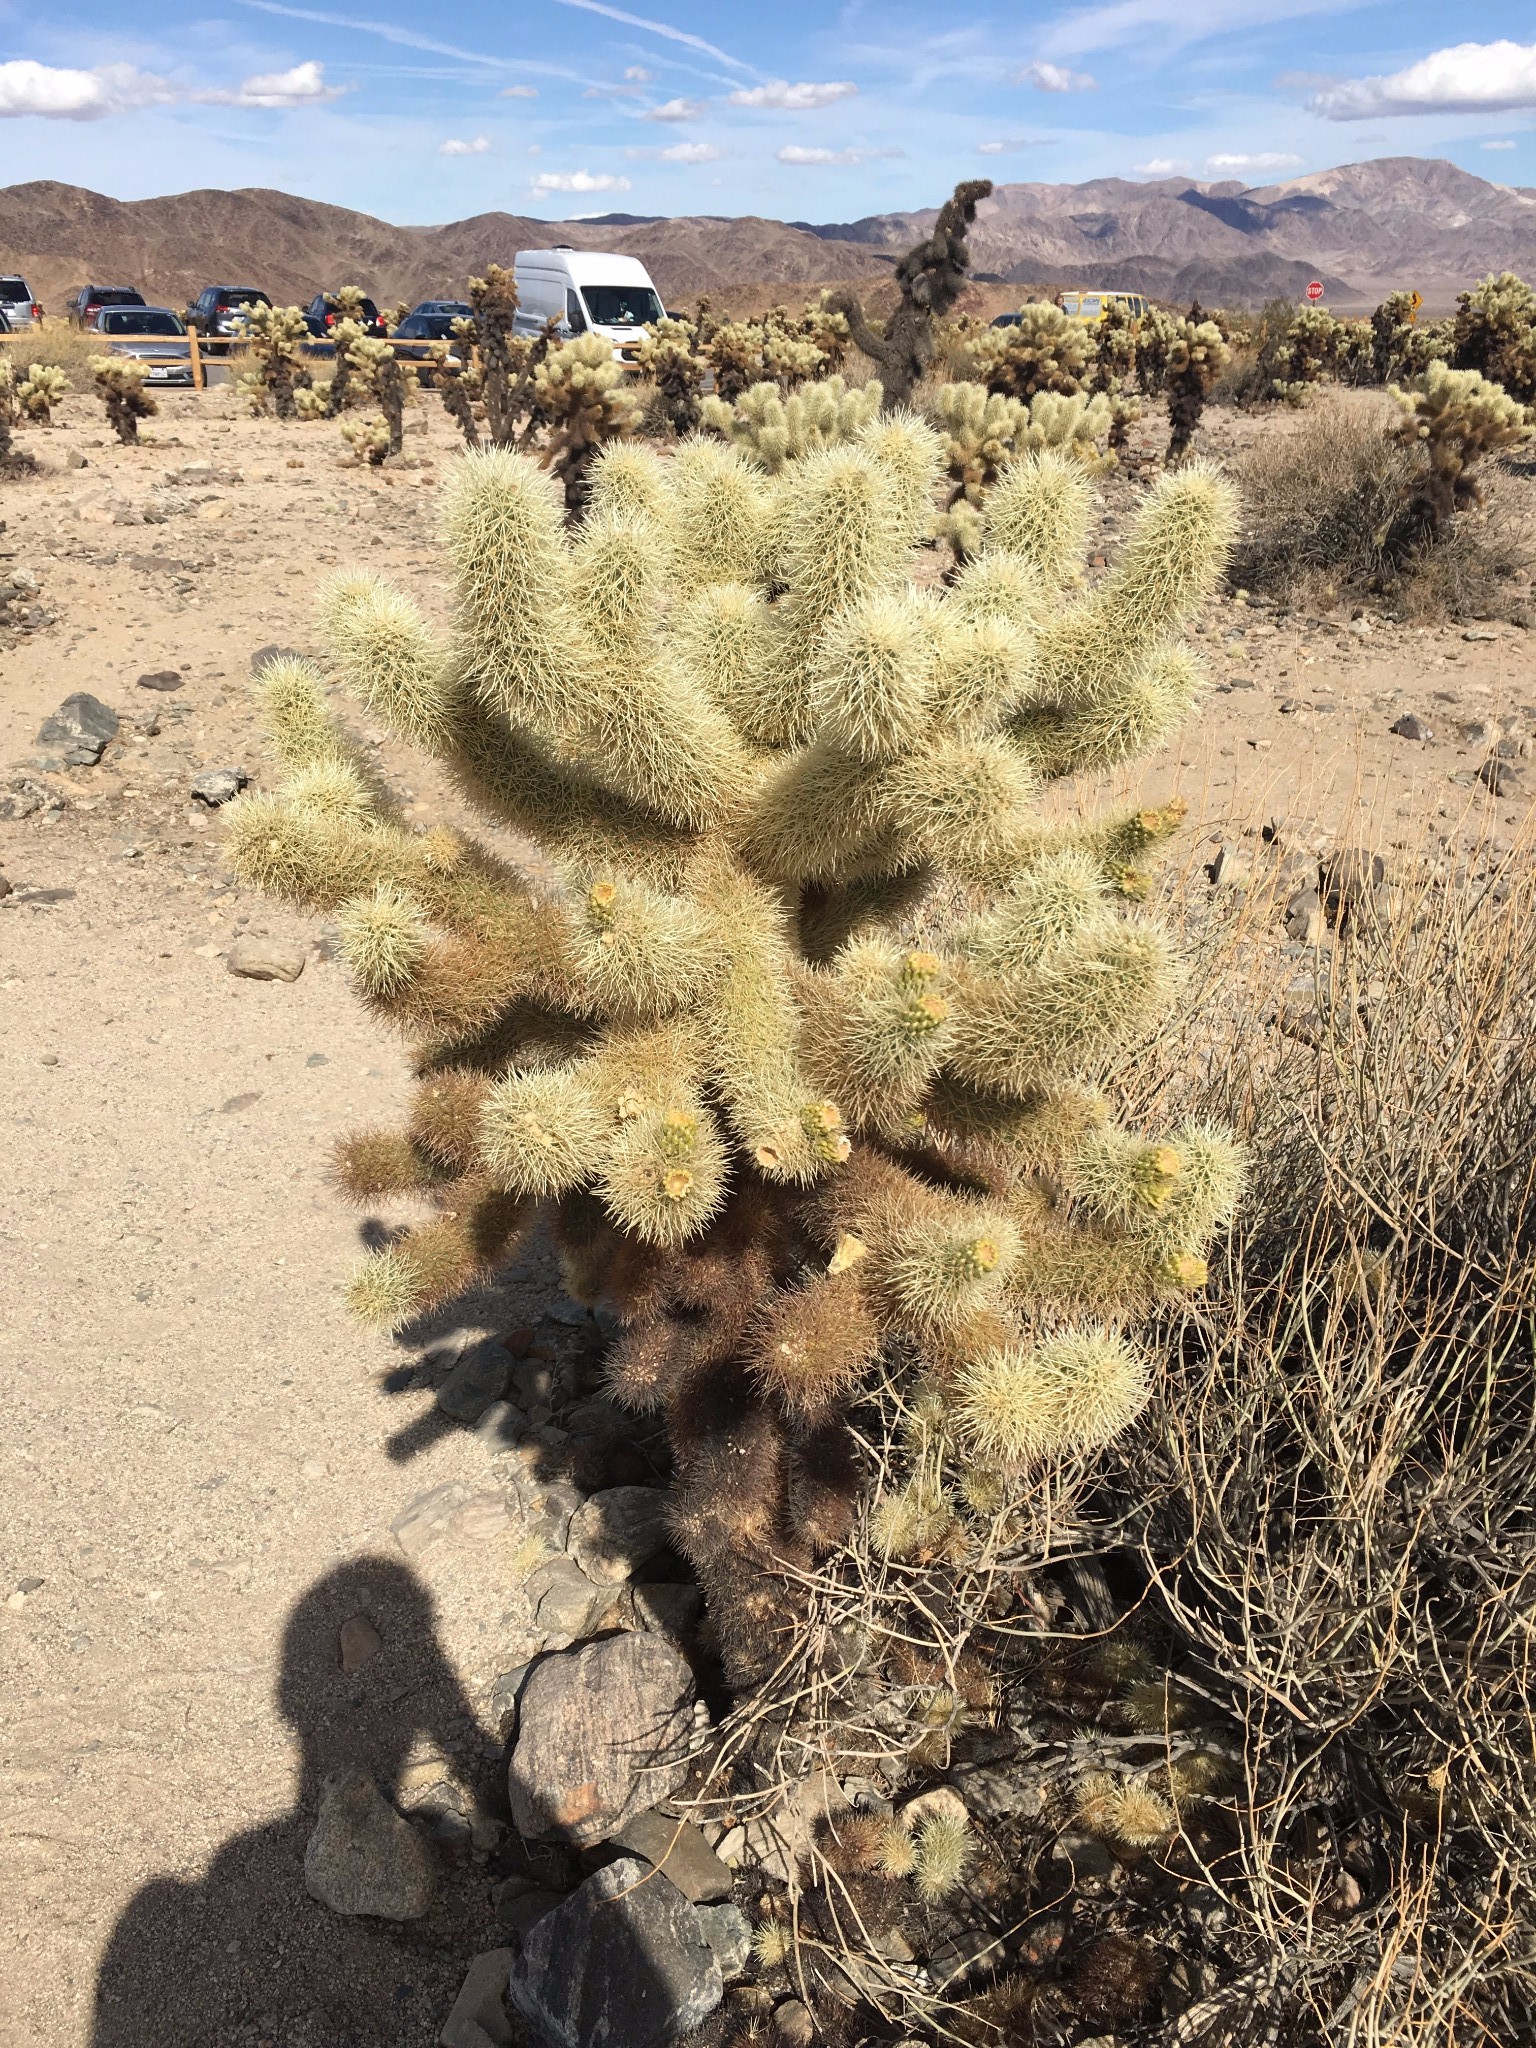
[240,303,311,420]
[759,309,824,391]
[1164,320,1229,463]
[1371,290,1420,383]
[702,377,883,472]
[347,334,417,458]
[317,289,372,417]
[1135,306,1179,396]
[828,179,994,409]
[531,333,644,513]
[1269,306,1343,391]
[467,265,550,446]
[801,292,853,375]
[636,317,705,436]
[227,430,1241,1684]
[1390,359,1533,538]
[933,384,1119,561]
[90,357,157,444]
[17,363,69,423]
[703,321,765,404]
[340,414,391,465]
[971,303,1094,404]
[294,379,333,420]
[1451,271,1536,404]
[1095,299,1138,394]
[0,360,20,469]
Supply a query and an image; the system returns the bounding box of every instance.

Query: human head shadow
[91,1556,503,2048]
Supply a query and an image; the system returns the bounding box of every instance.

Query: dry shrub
[19,316,104,392]
[1106,847,1536,2045]
[1231,393,1531,620]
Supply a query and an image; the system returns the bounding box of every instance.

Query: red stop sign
[1306,279,1324,302]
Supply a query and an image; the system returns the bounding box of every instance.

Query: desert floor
[1,382,1531,2048]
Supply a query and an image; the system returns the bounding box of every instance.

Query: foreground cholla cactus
[702,376,882,471]
[239,303,311,420]
[530,333,644,512]
[17,363,69,423]
[229,430,1241,1681]
[90,357,156,443]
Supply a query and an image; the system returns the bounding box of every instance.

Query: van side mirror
[565,289,587,335]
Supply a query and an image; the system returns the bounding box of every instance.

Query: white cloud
[1484,138,1517,150]
[439,134,489,155]
[500,83,538,98]
[777,142,901,165]
[729,78,857,110]
[1133,156,1190,175]
[533,168,632,192]
[1206,150,1303,171]
[1312,40,1536,119]
[1017,60,1096,91]
[643,96,705,120]
[624,65,653,81]
[659,140,723,161]
[978,136,1040,154]
[201,59,346,106]
[0,58,173,119]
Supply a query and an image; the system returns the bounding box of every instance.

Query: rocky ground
[2,382,1533,2048]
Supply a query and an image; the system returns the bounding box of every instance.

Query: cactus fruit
[827,180,994,410]
[90,357,157,443]
[232,430,1241,1687]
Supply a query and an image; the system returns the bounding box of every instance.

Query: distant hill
[2,157,1532,317]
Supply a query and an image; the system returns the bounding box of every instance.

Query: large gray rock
[611,1809,734,1903]
[522,1557,609,1644]
[36,693,118,767]
[568,1487,672,1585]
[302,1769,436,1919]
[509,1857,722,2048]
[696,1903,751,1982]
[508,1634,695,1846]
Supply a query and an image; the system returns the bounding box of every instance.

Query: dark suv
[69,286,146,330]
[303,292,386,338]
[185,285,272,335]
[394,300,472,340]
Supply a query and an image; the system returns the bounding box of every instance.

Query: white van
[513,248,665,364]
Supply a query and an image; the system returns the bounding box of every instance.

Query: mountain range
[2,157,1532,318]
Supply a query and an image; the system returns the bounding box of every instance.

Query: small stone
[1460,719,1501,748]
[1206,841,1252,890]
[190,767,249,806]
[1390,712,1432,741]
[303,1769,436,1919]
[488,1661,535,1742]
[509,1857,722,2048]
[696,1903,751,1982]
[1480,757,1521,796]
[897,1784,968,1831]
[508,1633,696,1845]
[251,644,305,674]
[436,1338,512,1424]
[1463,628,1497,642]
[0,873,10,900]
[567,1486,672,1585]
[1283,888,1325,944]
[1320,848,1385,918]
[35,693,118,767]
[391,1480,474,1560]
[226,938,306,982]
[610,1809,734,1903]
[442,1948,514,2048]
[772,2000,815,2048]
[339,1614,383,1671]
[137,669,184,691]
[1048,1826,1115,1879]
[522,1557,609,1644]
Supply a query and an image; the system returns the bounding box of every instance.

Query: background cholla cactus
[703,320,766,404]
[90,356,157,444]
[1451,271,1536,404]
[1164,320,1229,463]
[16,362,69,424]
[1371,290,1420,383]
[340,413,391,465]
[972,302,1094,403]
[531,332,644,513]
[238,302,311,420]
[466,265,550,447]
[431,319,484,449]
[828,179,994,409]
[1134,305,1180,396]
[1269,305,1343,392]
[635,316,706,436]
[702,376,882,471]
[1094,298,1138,394]
[346,334,417,458]
[932,384,1119,562]
[227,428,1242,1685]
[757,308,825,391]
[1390,359,1533,540]
[0,359,25,471]
[800,292,852,376]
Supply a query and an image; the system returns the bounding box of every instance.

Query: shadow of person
[92,1558,500,2048]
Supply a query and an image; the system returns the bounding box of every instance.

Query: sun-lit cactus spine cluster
[230,396,1240,1683]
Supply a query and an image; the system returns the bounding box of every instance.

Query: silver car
[89,306,195,385]
[0,274,41,329]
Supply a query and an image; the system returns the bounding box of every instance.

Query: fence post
[188,326,204,392]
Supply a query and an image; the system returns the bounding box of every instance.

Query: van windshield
[580,284,664,328]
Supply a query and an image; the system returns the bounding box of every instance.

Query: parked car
[393,300,472,341]
[512,249,663,365]
[0,275,42,326]
[1059,290,1149,324]
[184,285,272,336]
[303,292,386,338]
[69,285,146,330]
[89,306,195,385]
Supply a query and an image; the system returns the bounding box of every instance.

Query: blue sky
[1,0,1533,220]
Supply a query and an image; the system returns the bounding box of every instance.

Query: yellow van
[1060,291,1149,324]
